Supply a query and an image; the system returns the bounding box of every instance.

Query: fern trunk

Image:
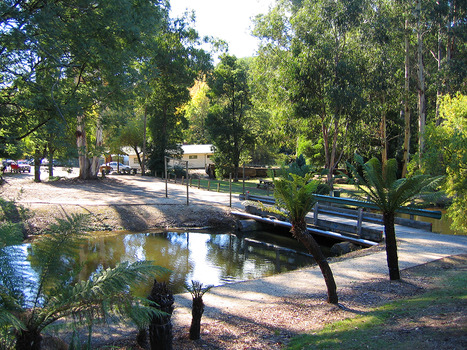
[383,212,400,280]
[291,220,338,304]
[15,329,41,350]
[148,280,174,350]
[189,296,204,340]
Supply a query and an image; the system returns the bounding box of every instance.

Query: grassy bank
[287,257,467,350]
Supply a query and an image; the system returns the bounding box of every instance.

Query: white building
[121,144,214,170]
[180,144,214,169]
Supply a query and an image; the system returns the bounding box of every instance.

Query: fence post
[165,156,168,198]
[198,178,200,189]
[357,208,363,236]
[313,203,319,225]
[207,181,211,191]
[229,173,232,208]
[217,183,220,192]
[181,176,184,186]
[186,161,189,206]
[242,164,245,196]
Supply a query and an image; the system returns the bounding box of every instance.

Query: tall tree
[183,80,212,144]
[206,55,254,181]
[145,14,212,175]
[254,0,367,187]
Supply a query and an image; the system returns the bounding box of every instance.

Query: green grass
[287,269,467,350]
[170,177,275,197]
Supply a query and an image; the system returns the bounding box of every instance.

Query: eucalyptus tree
[360,0,406,164]
[254,0,367,187]
[145,14,212,175]
[347,154,442,280]
[206,54,254,181]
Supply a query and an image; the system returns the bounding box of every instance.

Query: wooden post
[165,157,168,198]
[186,161,189,206]
[313,203,319,225]
[198,178,200,189]
[217,183,220,192]
[229,173,232,208]
[357,208,363,236]
[207,181,211,191]
[242,163,245,195]
[181,176,184,185]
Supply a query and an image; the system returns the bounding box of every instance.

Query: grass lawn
[287,265,467,349]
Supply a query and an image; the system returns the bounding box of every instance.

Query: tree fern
[0,212,169,349]
[274,174,338,304]
[347,154,443,280]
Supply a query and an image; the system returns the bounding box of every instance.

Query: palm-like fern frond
[40,261,169,332]
[347,155,443,213]
[273,174,319,223]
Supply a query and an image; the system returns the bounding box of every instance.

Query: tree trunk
[383,212,400,280]
[142,106,147,176]
[291,221,338,304]
[401,19,411,178]
[47,143,54,178]
[33,148,41,183]
[15,329,42,350]
[416,0,426,162]
[381,104,387,166]
[90,122,103,177]
[189,296,204,340]
[76,115,90,180]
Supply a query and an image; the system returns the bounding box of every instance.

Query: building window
[189,155,198,159]
[133,158,139,163]
[207,155,212,159]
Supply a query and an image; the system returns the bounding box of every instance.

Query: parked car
[100,162,131,174]
[17,161,31,173]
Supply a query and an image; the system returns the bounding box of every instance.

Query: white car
[101,162,131,174]
[17,161,31,172]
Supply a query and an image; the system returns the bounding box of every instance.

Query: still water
[78,230,315,294]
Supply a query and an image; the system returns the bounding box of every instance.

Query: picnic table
[257,179,274,190]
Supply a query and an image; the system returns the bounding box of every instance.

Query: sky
[169,0,275,59]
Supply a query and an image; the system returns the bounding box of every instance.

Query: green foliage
[421,93,467,233]
[185,280,213,299]
[347,154,443,280]
[207,55,255,180]
[0,213,167,348]
[274,174,319,223]
[146,14,211,175]
[183,81,212,144]
[279,154,313,179]
[347,155,443,214]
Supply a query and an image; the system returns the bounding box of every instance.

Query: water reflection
[79,231,314,294]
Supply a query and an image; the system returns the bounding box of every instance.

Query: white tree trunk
[401,19,411,178]
[416,0,426,162]
[91,123,103,177]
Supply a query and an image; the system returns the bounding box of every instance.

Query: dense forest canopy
[1,0,466,229]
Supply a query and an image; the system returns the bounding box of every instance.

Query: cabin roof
[181,144,214,155]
